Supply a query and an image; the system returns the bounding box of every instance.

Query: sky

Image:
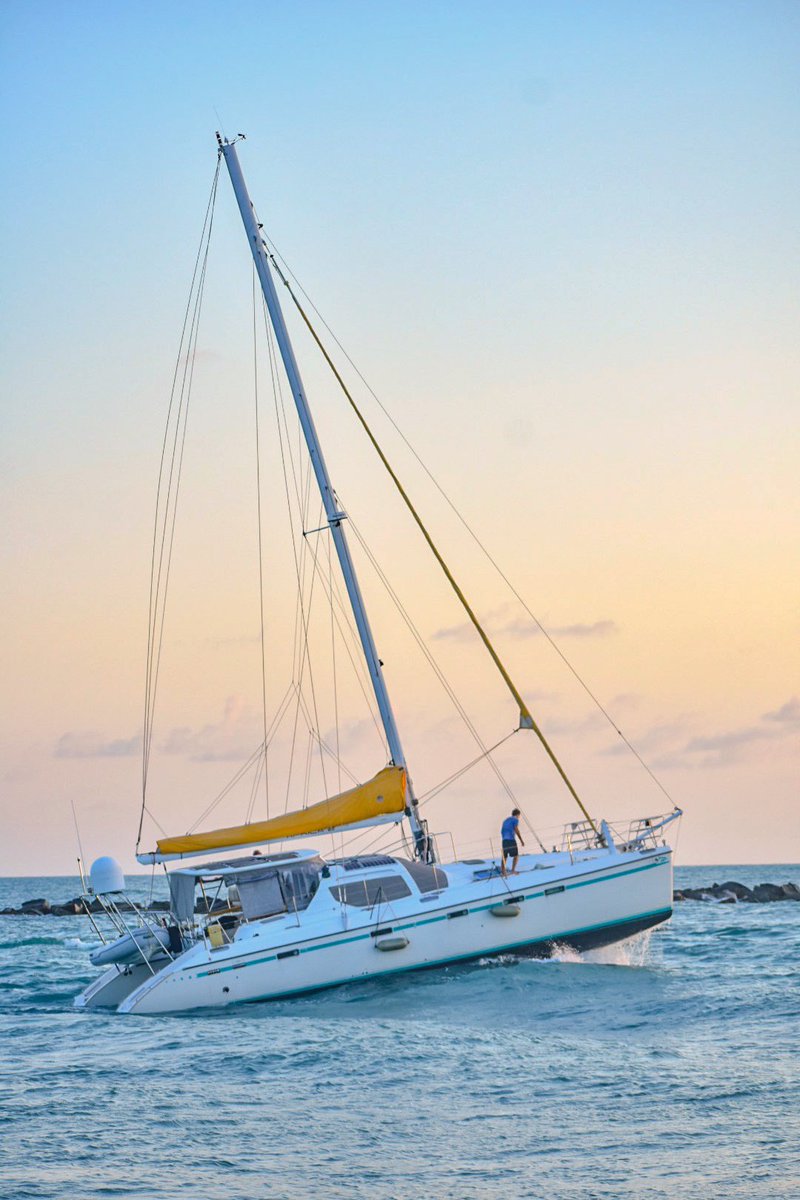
[1,0,798,874]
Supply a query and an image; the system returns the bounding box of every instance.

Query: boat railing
[617,809,682,851]
[560,809,681,857]
[82,891,182,975]
[560,821,606,856]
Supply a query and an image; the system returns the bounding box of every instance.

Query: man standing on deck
[500,808,524,875]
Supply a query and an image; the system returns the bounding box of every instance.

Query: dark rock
[716,881,754,901]
[20,898,51,914]
[673,879,800,903]
[673,890,687,901]
[752,882,790,902]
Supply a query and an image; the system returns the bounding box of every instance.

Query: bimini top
[170,848,320,880]
[137,766,407,864]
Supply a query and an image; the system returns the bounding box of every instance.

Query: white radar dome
[89,856,126,895]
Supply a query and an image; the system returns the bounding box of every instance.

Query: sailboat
[75,135,681,1015]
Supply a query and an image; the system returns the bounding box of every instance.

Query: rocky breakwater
[3,882,799,914]
[1,896,228,916]
[673,881,800,903]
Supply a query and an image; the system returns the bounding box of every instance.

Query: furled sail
[139,766,407,863]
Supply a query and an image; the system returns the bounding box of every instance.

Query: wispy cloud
[54,732,141,759]
[599,718,691,759]
[432,605,618,644]
[647,696,800,770]
[683,727,773,760]
[160,695,257,761]
[53,696,256,763]
[763,696,800,725]
[543,710,608,737]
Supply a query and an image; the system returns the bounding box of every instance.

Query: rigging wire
[260,304,329,807]
[262,251,596,834]
[322,551,388,749]
[345,727,547,860]
[347,514,522,810]
[187,682,295,833]
[416,730,520,806]
[346,528,546,850]
[294,690,360,785]
[261,234,675,808]
[328,534,342,794]
[138,158,221,849]
[250,266,270,823]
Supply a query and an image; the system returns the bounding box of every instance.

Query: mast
[218,135,432,861]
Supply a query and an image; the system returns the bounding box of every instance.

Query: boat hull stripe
[217,906,672,1001]
[195,857,667,979]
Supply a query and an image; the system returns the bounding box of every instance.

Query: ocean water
[0,865,798,1200]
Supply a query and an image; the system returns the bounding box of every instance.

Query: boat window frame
[329,873,413,911]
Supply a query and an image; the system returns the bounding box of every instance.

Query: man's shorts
[502,840,518,857]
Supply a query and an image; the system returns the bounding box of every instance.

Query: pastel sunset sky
[2,1,798,874]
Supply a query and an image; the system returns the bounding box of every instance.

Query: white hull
[76,845,672,1015]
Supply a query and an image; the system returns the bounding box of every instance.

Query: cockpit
[166,848,450,944]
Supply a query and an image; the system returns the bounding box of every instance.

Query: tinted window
[399,859,449,893]
[237,870,286,920]
[330,874,412,908]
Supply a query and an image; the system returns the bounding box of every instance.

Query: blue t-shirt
[501,816,519,844]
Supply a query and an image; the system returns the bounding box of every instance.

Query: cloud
[54,732,140,759]
[543,710,608,737]
[599,719,691,759]
[160,695,257,762]
[592,693,800,772]
[684,727,771,755]
[762,696,800,725]
[550,620,618,639]
[53,697,258,764]
[657,699,799,770]
[432,605,618,644]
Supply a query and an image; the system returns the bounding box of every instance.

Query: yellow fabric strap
[155,766,406,857]
[277,269,596,834]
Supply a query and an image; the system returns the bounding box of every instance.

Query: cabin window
[236,870,286,920]
[280,866,320,913]
[398,859,449,893]
[330,874,412,908]
[226,859,323,921]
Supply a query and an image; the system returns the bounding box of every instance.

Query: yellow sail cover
[153,766,407,859]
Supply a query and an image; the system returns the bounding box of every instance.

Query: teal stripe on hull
[212,905,672,1007]
[197,855,669,981]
